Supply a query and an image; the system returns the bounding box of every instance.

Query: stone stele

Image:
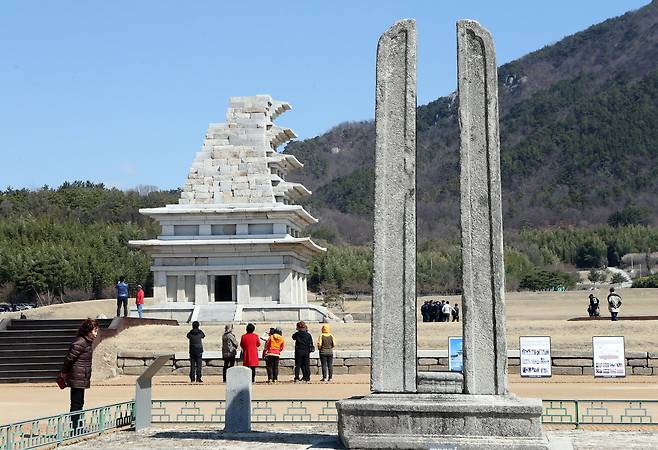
[224,366,252,433]
[336,19,548,450]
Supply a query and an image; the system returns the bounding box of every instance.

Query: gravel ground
[61,424,658,450]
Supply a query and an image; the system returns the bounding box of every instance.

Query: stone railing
[115,350,658,376]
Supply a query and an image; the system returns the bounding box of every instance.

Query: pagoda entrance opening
[214,275,233,302]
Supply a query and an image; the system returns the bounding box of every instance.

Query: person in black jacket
[60,319,99,432]
[292,321,314,382]
[186,321,205,383]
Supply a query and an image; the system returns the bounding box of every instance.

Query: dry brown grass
[4,289,657,364]
[90,288,658,358]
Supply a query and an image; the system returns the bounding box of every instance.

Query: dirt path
[3,374,658,425]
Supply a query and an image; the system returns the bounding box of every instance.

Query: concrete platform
[337,393,547,449]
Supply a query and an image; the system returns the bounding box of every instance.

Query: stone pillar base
[337,393,548,449]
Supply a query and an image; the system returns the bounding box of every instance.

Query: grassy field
[3,288,657,380]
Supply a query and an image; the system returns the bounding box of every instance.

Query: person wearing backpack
[607,287,622,321]
[317,324,336,382]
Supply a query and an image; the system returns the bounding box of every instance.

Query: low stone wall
[115,350,658,377]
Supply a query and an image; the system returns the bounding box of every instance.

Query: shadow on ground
[150,429,342,449]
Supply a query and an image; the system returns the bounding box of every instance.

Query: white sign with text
[519,336,552,378]
[593,336,625,378]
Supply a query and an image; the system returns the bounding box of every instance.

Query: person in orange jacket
[264,327,284,383]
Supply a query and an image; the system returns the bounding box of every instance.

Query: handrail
[0,401,134,450]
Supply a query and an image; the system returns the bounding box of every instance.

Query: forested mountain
[285,1,658,244]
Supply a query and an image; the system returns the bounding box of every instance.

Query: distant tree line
[0,183,179,304]
[1,182,658,303]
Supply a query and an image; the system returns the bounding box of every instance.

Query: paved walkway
[3,374,658,424]
[60,424,658,449]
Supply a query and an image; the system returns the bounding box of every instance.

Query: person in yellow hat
[317,324,336,382]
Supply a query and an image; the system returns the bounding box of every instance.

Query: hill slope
[285,1,658,244]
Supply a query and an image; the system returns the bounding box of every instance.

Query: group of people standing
[421,299,459,323]
[189,320,337,384]
[587,287,623,321]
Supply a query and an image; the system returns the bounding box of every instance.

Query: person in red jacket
[240,323,260,383]
[135,285,145,318]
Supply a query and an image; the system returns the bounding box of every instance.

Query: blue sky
[0,1,649,190]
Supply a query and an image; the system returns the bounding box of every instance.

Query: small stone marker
[224,366,252,433]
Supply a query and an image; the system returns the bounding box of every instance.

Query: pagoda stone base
[337,393,548,449]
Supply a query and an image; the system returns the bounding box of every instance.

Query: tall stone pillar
[153,271,166,302]
[457,19,508,396]
[195,271,209,305]
[337,19,547,449]
[236,270,250,304]
[207,275,214,302]
[279,270,292,304]
[176,275,186,303]
[371,19,417,394]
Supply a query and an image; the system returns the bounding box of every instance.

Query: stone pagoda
[129,95,328,323]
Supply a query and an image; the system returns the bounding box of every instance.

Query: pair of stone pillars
[336,19,548,449]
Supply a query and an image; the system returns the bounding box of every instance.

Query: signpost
[519,336,552,378]
[593,336,626,378]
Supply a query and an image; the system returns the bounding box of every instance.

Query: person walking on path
[264,328,284,383]
[222,324,239,383]
[186,321,205,383]
[135,285,145,319]
[607,287,623,321]
[292,321,314,383]
[60,319,99,433]
[115,277,129,317]
[452,303,460,322]
[240,323,260,383]
[317,324,336,382]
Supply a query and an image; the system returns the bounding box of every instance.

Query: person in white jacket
[607,287,623,321]
[442,301,455,322]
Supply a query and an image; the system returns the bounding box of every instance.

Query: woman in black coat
[60,319,99,431]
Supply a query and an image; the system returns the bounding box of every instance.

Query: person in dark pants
[317,324,336,382]
[240,323,260,383]
[292,321,314,382]
[60,319,99,433]
[115,277,129,317]
[452,303,460,322]
[428,301,437,322]
[420,301,430,322]
[222,324,239,383]
[186,321,205,383]
[607,287,622,321]
[264,327,284,383]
